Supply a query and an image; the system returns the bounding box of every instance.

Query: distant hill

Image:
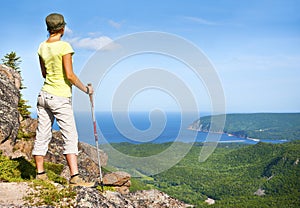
[189,113,300,141]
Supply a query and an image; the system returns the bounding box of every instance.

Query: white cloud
[183,16,217,25]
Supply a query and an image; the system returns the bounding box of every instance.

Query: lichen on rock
[0,64,21,143]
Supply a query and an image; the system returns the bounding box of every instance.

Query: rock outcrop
[0,63,190,207]
[75,188,190,208]
[0,64,21,143]
[45,131,108,182]
[0,126,190,207]
[0,127,109,182]
[0,183,191,208]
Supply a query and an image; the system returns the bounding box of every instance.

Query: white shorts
[32,91,78,156]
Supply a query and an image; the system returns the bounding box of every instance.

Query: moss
[12,157,36,180]
[24,180,76,207]
[0,153,22,182]
[16,130,35,140]
[0,151,76,207]
[44,162,64,175]
[97,185,116,192]
[46,169,68,185]
[0,151,68,184]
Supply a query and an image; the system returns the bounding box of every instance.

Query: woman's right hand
[86,85,94,95]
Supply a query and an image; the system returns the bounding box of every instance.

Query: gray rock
[103,171,131,194]
[45,131,108,182]
[103,171,131,186]
[75,188,190,208]
[0,64,21,143]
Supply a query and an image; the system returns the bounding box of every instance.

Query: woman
[32,13,94,187]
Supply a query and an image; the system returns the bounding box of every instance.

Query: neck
[47,33,62,42]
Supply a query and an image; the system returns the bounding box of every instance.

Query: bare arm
[62,53,93,94]
[39,56,46,78]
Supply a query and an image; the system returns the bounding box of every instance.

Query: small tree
[2,52,21,71]
[2,51,31,119]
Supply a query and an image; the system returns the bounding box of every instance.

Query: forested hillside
[113,141,300,207]
[189,113,300,141]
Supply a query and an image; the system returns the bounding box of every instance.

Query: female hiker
[32,13,94,187]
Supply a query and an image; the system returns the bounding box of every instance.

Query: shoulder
[59,41,75,55]
[38,41,47,54]
[38,41,47,48]
[59,41,72,47]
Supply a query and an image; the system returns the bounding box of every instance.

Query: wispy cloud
[67,36,115,51]
[108,20,122,29]
[183,16,217,26]
[64,27,117,51]
[227,54,300,71]
[64,26,73,36]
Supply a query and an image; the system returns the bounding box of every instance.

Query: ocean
[64,111,287,145]
[40,111,287,176]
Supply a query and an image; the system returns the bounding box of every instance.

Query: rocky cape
[0,64,191,207]
[188,113,300,141]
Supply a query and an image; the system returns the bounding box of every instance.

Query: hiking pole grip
[87,83,93,106]
[87,83,95,122]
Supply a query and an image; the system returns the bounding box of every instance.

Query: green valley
[113,141,300,207]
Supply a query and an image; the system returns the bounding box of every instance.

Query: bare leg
[34,155,45,173]
[67,153,94,186]
[65,154,79,176]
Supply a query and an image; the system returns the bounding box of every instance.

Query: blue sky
[1,0,299,113]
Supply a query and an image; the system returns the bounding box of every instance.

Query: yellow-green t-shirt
[38,41,74,97]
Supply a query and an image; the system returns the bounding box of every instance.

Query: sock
[70,173,79,178]
[37,171,46,175]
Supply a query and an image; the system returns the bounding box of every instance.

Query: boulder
[0,64,21,143]
[103,171,131,186]
[103,171,131,194]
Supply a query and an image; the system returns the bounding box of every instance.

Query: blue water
[68,111,288,145]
